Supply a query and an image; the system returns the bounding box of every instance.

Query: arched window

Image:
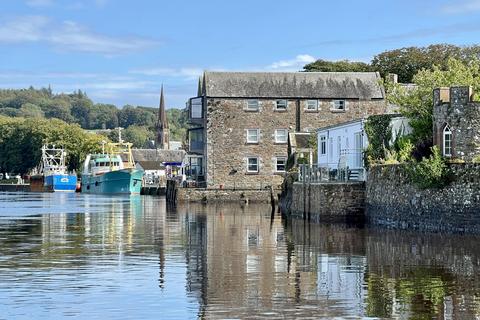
[443,125,452,157]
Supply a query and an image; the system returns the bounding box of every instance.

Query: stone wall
[433,86,480,161]
[366,164,480,233]
[177,188,272,203]
[205,98,386,189]
[289,182,366,222]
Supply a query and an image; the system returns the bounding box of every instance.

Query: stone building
[186,71,388,189]
[433,86,480,161]
[156,86,170,150]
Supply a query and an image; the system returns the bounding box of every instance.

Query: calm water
[0,193,480,319]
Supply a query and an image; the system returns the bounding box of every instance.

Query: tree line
[0,87,188,147]
[304,44,480,83]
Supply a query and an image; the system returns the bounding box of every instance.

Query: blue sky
[1,0,480,109]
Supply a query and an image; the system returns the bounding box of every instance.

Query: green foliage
[364,115,395,166]
[386,58,480,142]
[0,115,105,175]
[303,59,371,72]
[405,146,450,189]
[396,136,415,163]
[371,44,480,83]
[0,87,189,144]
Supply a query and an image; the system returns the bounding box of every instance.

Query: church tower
[156,86,170,150]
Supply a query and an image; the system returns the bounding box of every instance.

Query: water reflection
[0,193,479,319]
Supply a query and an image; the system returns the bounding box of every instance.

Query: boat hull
[45,174,77,192]
[81,169,143,194]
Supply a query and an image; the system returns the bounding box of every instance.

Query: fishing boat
[31,145,77,192]
[81,139,143,194]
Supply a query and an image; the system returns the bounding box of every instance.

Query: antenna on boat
[101,140,107,154]
[118,127,124,143]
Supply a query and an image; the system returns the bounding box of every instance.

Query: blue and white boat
[32,145,77,192]
[81,141,143,194]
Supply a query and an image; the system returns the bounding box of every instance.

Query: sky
[1,0,480,109]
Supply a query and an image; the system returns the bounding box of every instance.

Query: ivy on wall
[364,114,395,167]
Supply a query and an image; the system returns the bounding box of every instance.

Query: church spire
[156,85,170,149]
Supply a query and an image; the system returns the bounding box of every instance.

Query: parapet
[433,86,473,106]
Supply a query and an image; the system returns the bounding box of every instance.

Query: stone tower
[156,86,170,150]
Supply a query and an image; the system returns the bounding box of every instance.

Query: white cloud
[442,0,480,14]
[267,54,316,71]
[0,15,159,55]
[26,0,54,7]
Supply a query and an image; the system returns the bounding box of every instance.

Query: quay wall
[289,181,366,223]
[0,184,30,192]
[366,164,480,233]
[177,188,271,203]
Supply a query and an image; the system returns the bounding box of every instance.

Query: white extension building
[317,116,411,180]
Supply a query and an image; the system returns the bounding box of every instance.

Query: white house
[317,116,411,180]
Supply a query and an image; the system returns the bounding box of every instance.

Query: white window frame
[246,129,260,144]
[275,99,288,111]
[443,125,452,157]
[331,99,346,111]
[246,99,259,111]
[306,100,318,111]
[275,156,287,172]
[246,157,259,173]
[274,129,288,144]
[320,135,327,155]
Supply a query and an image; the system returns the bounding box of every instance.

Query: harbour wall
[366,164,480,233]
[0,184,30,192]
[288,181,366,223]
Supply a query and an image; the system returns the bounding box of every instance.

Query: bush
[405,146,450,189]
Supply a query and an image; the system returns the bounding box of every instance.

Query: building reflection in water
[0,193,480,319]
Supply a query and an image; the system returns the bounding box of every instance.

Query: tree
[18,103,44,118]
[387,58,480,141]
[89,103,119,129]
[372,44,480,83]
[303,59,371,72]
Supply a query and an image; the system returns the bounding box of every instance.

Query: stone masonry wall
[290,182,366,222]
[366,164,480,233]
[205,98,386,189]
[177,188,271,203]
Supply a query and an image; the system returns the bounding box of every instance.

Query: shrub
[405,146,450,189]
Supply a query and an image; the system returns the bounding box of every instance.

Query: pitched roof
[289,132,314,149]
[132,149,185,164]
[202,71,385,99]
[136,161,165,171]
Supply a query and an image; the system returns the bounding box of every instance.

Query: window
[320,135,326,155]
[332,100,345,111]
[246,129,260,143]
[247,157,259,173]
[275,156,287,172]
[190,97,203,118]
[246,99,259,111]
[443,125,452,157]
[306,100,318,111]
[275,99,287,111]
[274,129,288,143]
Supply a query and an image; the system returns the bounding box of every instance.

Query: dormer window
[443,125,452,157]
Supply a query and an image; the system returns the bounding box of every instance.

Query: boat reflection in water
[0,193,479,319]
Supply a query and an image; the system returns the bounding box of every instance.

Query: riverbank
[0,184,30,192]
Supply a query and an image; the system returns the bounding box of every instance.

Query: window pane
[276,100,287,110]
[247,158,258,172]
[247,100,259,110]
[275,129,287,143]
[307,100,317,110]
[276,157,286,171]
[247,129,259,143]
[333,100,345,110]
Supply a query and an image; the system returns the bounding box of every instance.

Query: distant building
[156,86,170,150]
[186,71,389,189]
[433,86,480,161]
[169,141,183,151]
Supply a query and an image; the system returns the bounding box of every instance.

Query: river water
[0,192,479,319]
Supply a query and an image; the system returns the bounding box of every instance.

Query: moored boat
[81,141,143,194]
[31,145,77,192]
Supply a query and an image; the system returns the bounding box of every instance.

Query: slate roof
[132,149,186,163]
[202,71,385,99]
[289,132,314,149]
[136,161,165,171]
